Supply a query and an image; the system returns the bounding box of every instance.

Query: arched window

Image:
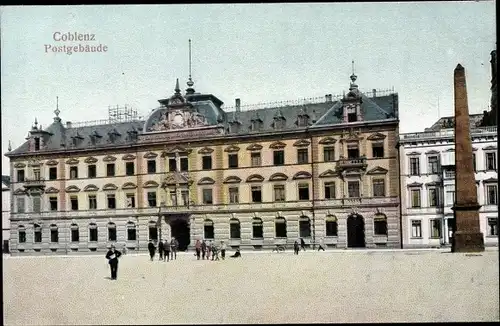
[299,216,311,238]
[374,214,388,236]
[127,221,137,241]
[70,223,79,242]
[89,223,98,242]
[204,219,214,239]
[50,224,59,243]
[34,224,42,243]
[18,225,26,243]
[230,218,241,239]
[275,217,287,238]
[148,221,158,241]
[252,218,263,239]
[107,222,116,241]
[325,215,338,237]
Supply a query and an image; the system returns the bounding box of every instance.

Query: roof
[2,175,10,189]
[425,114,485,131]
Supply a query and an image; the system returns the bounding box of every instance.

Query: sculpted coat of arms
[149,110,208,132]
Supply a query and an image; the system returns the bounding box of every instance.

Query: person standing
[105,244,122,280]
[294,240,300,255]
[148,240,156,261]
[300,238,306,251]
[158,239,164,261]
[220,240,227,260]
[211,242,219,261]
[318,237,326,251]
[195,239,202,260]
[171,237,179,260]
[163,239,171,262]
[207,240,212,260]
[201,240,207,260]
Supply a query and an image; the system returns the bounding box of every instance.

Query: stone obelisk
[451,64,485,253]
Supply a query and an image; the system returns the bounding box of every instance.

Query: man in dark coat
[148,240,156,261]
[158,239,164,261]
[201,240,207,260]
[300,238,306,251]
[229,249,241,258]
[170,237,179,260]
[105,244,122,280]
[163,239,171,262]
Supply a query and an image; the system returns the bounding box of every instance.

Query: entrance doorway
[170,219,190,251]
[347,214,365,248]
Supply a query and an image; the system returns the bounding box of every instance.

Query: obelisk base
[451,231,485,253]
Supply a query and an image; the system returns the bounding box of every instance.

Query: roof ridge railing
[69,116,144,128]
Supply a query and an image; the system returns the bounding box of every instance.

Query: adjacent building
[6,72,401,254]
[399,116,498,248]
[2,176,11,252]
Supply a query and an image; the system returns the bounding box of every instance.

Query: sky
[0,2,496,176]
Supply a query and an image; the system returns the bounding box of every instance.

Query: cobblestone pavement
[3,249,499,325]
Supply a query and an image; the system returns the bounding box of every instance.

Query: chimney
[325,94,332,102]
[66,121,72,128]
[372,89,377,97]
[235,98,241,112]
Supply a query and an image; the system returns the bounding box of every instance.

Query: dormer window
[108,129,121,143]
[127,129,138,141]
[229,121,241,133]
[251,119,263,131]
[296,109,309,127]
[71,132,84,147]
[90,130,102,145]
[273,117,286,130]
[34,138,40,151]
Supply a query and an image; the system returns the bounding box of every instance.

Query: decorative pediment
[445,148,455,152]
[483,145,497,150]
[319,169,338,178]
[122,154,136,161]
[163,146,191,155]
[425,150,439,155]
[366,166,388,175]
[472,147,478,152]
[198,147,214,154]
[406,151,421,156]
[102,183,118,191]
[65,185,81,193]
[483,177,498,183]
[14,188,26,195]
[343,129,363,142]
[246,174,264,183]
[28,160,42,167]
[425,181,441,187]
[269,173,288,181]
[407,182,423,188]
[84,156,98,164]
[143,180,160,188]
[45,160,59,166]
[103,155,117,162]
[269,141,286,149]
[246,144,263,151]
[143,152,158,159]
[293,171,312,180]
[224,145,240,153]
[14,162,26,168]
[198,177,215,185]
[83,184,99,192]
[293,139,311,147]
[163,172,191,186]
[319,137,337,145]
[367,132,386,141]
[45,187,60,194]
[223,176,242,184]
[122,182,138,190]
[65,158,79,165]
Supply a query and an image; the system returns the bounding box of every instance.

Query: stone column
[451,64,484,253]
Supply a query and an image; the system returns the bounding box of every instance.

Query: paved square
[3,249,499,325]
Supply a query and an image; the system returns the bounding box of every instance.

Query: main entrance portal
[170,219,190,251]
[347,214,366,248]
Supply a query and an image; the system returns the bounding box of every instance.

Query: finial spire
[186,39,195,95]
[175,78,180,93]
[350,60,357,84]
[8,140,12,152]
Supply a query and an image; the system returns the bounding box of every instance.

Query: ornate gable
[293,171,312,180]
[164,146,191,155]
[143,152,158,159]
[425,150,439,155]
[45,187,60,194]
[483,145,497,150]
[122,182,138,190]
[407,182,423,188]
[14,162,26,168]
[293,139,311,147]
[319,169,338,178]
[483,177,498,183]
[102,183,118,191]
[84,156,98,164]
[366,166,388,175]
[246,144,263,151]
[198,147,214,154]
[343,128,363,142]
[269,141,286,149]
[246,174,264,183]
[122,154,136,161]
[103,155,117,162]
[65,185,81,193]
[224,145,240,153]
[13,188,26,195]
[65,158,79,165]
[223,176,242,184]
[84,184,99,192]
[406,151,421,156]
[198,177,215,185]
[45,160,59,166]
[269,173,288,181]
[318,137,337,145]
[143,180,160,188]
[367,132,386,141]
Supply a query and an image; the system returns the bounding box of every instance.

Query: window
[181,190,189,206]
[428,156,440,174]
[148,221,158,241]
[17,225,26,243]
[229,187,239,204]
[299,216,311,237]
[372,179,385,197]
[372,143,384,158]
[17,169,25,182]
[49,196,58,211]
[472,153,476,172]
[445,185,455,206]
[168,158,177,172]
[33,168,41,180]
[323,147,335,162]
[251,186,262,203]
[444,170,455,179]
[447,218,456,234]
[50,224,58,243]
[204,219,214,239]
[297,149,309,164]
[428,187,439,207]
[89,223,98,242]
[180,157,189,171]
[170,190,177,206]
[252,218,263,238]
[348,181,360,198]
[273,150,285,166]
[17,197,25,213]
[202,189,213,204]
[298,183,310,200]
[228,154,238,168]
[70,196,79,210]
[125,162,135,176]
[430,219,441,238]
[251,152,261,167]
[373,214,387,236]
[202,156,212,170]
[411,220,422,238]
[347,144,359,159]
[127,222,137,241]
[49,167,57,180]
[410,189,421,208]
[325,216,338,236]
[108,223,117,241]
[275,217,287,238]
[274,185,286,202]
[71,224,79,242]
[147,192,157,207]
[487,218,498,236]
[147,160,156,174]
[107,194,116,209]
[88,165,97,178]
[409,157,420,176]
[486,185,497,205]
[486,152,496,170]
[88,195,97,210]
[126,193,136,208]
[34,137,40,151]
[106,164,115,177]
[32,196,41,212]
[70,166,78,179]
[347,113,357,122]
[230,218,241,239]
[34,224,42,242]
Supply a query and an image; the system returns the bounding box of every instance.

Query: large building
[2,175,11,252]
[6,72,401,255]
[399,116,498,248]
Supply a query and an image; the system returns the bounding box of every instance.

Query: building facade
[400,116,498,248]
[2,176,11,252]
[6,73,401,255]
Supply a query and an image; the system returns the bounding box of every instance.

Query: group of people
[293,238,326,254]
[194,239,241,260]
[148,238,180,262]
